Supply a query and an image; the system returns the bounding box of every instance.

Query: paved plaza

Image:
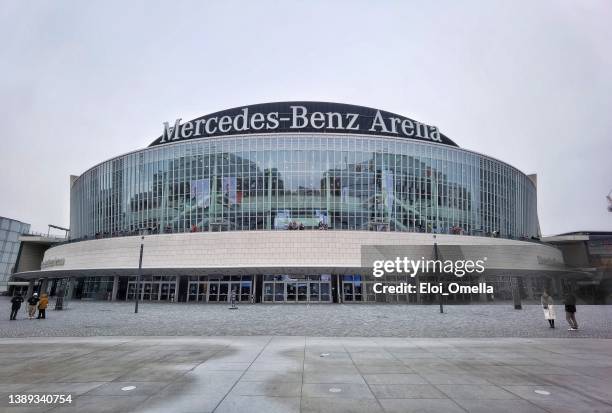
[1,297,612,338]
[1,336,612,413]
[2,299,612,412]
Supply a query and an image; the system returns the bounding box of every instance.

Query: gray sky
[1,1,611,236]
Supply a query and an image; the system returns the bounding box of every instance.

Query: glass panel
[264,283,273,302]
[240,282,251,302]
[209,283,219,302]
[287,283,296,301]
[160,283,170,300]
[143,283,151,300]
[343,283,354,301]
[320,283,330,301]
[188,283,198,301]
[219,283,229,302]
[198,283,207,301]
[297,283,307,301]
[150,283,159,301]
[309,282,319,301]
[274,283,284,302]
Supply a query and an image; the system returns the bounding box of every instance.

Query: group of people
[540,290,579,330]
[9,292,49,321]
[287,221,305,230]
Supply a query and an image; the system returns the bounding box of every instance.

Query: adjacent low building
[0,216,31,293]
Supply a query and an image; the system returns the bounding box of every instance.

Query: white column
[111,275,119,301]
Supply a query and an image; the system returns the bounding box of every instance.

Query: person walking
[564,292,578,331]
[540,290,555,328]
[37,293,49,319]
[27,293,39,320]
[10,293,24,320]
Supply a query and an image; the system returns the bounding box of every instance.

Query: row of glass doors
[126,275,176,301]
[263,275,332,302]
[187,275,252,303]
[127,279,176,301]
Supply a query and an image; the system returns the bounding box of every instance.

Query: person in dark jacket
[564,292,578,331]
[10,293,24,320]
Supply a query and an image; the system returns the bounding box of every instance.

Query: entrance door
[209,283,219,302]
[286,283,297,301]
[219,283,229,302]
[297,283,308,302]
[160,283,174,301]
[262,275,332,303]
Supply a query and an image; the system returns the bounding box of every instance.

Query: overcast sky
[1,1,610,236]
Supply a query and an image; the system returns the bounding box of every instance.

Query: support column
[479,275,488,302]
[174,276,181,302]
[111,275,119,301]
[551,276,563,299]
[65,277,75,300]
[524,277,535,300]
[26,280,34,298]
[511,276,522,310]
[40,278,49,295]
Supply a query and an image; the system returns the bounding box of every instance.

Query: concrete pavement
[1,336,612,413]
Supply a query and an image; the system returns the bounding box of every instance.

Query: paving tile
[135,393,222,413]
[363,374,428,385]
[356,364,414,374]
[420,373,489,385]
[230,381,301,397]
[301,383,375,399]
[303,372,366,384]
[301,397,383,413]
[214,395,300,413]
[240,371,302,382]
[502,385,612,413]
[379,398,466,413]
[454,399,549,413]
[369,384,446,399]
[49,395,149,413]
[436,384,518,400]
[84,381,168,396]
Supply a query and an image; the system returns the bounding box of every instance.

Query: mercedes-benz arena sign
[151,101,458,147]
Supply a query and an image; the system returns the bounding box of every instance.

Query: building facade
[14,102,568,303]
[0,217,31,292]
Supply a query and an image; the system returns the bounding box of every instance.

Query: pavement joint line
[494,345,612,408]
[385,342,470,413]
[503,363,612,409]
[299,335,306,413]
[342,341,387,413]
[210,335,274,413]
[131,337,239,409]
[76,336,234,409]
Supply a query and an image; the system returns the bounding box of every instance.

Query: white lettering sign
[160,105,445,145]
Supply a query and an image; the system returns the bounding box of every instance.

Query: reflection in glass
[70,135,539,241]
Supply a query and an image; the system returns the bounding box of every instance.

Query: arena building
[12,102,571,304]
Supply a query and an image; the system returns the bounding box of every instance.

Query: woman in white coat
[541,290,555,328]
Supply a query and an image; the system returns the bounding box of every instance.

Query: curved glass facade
[70,134,539,240]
